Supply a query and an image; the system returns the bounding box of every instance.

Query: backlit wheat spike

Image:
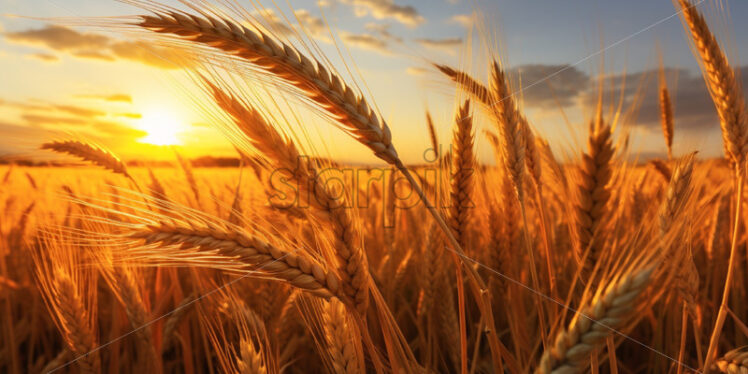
[129,220,348,302]
[41,140,131,178]
[574,117,614,275]
[713,346,748,374]
[676,0,748,166]
[535,267,654,374]
[208,82,370,312]
[658,153,696,238]
[51,273,101,374]
[236,338,267,374]
[449,100,475,246]
[174,150,201,204]
[659,77,675,160]
[138,11,398,164]
[434,64,491,104]
[490,61,526,203]
[323,299,364,374]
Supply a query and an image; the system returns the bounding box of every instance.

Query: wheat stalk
[426,111,440,159]
[535,267,655,374]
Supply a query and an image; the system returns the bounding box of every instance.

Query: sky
[1,0,747,164]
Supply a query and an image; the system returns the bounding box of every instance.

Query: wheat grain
[535,267,655,374]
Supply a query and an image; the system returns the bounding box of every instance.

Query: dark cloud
[5,25,182,69]
[509,64,590,108]
[340,0,424,26]
[575,66,747,133]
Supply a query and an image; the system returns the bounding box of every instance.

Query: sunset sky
[1,0,747,164]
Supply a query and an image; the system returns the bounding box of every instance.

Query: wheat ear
[41,140,132,180]
[535,267,654,373]
[659,78,675,160]
[208,82,370,313]
[128,220,347,302]
[138,11,398,164]
[676,0,747,166]
[713,346,748,374]
[658,153,698,309]
[51,272,101,374]
[323,299,364,374]
[236,338,268,374]
[574,115,614,276]
[141,10,502,366]
[449,100,475,246]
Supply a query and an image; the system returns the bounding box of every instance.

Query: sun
[137,110,184,146]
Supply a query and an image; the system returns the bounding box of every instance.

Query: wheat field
[1,0,748,373]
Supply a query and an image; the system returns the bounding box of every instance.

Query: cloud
[509,64,590,108]
[110,41,182,69]
[53,105,106,118]
[340,31,391,55]
[593,67,748,132]
[340,0,424,27]
[295,9,327,37]
[414,37,462,55]
[365,22,402,43]
[22,114,88,127]
[449,14,474,28]
[27,53,58,62]
[5,25,182,69]
[406,66,429,76]
[72,50,115,61]
[5,25,109,51]
[75,94,132,103]
[116,113,142,119]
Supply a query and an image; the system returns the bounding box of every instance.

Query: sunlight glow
[137,110,184,146]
